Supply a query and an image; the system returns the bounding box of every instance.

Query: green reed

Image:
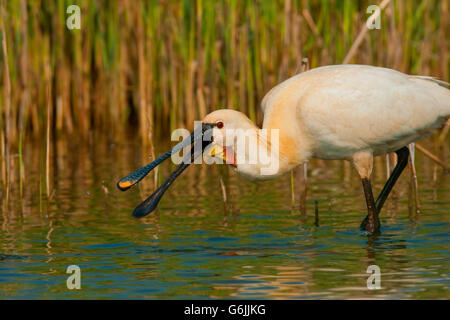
[0,0,448,198]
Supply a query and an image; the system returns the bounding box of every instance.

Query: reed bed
[0,0,449,204]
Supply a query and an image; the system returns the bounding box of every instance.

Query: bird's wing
[408,75,450,88]
[290,65,449,157]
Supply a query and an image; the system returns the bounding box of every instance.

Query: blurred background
[0,0,448,195]
[0,1,449,299]
[1,0,448,140]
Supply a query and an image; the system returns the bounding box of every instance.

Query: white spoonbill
[118,64,450,234]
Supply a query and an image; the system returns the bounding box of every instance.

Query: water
[0,136,449,299]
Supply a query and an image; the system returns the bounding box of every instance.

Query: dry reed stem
[343,0,391,64]
[294,58,309,215]
[290,170,295,207]
[0,130,5,197]
[415,143,448,170]
[385,154,391,179]
[438,120,450,145]
[298,58,309,214]
[298,162,308,216]
[1,0,11,203]
[408,143,420,215]
[45,64,51,198]
[219,176,227,204]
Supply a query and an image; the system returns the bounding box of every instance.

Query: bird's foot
[360,215,381,235]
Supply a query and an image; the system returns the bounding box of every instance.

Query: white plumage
[261,64,449,161]
[203,64,449,233]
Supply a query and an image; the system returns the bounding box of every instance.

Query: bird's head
[202,109,258,168]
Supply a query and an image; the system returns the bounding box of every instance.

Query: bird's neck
[232,119,309,180]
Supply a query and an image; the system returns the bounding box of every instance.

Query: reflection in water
[0,134,449,299]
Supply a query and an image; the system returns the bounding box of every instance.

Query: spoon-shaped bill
[132,157,191,218]
[132,139,209,218]
[117,123,214,191]
[116,152,170,191]
[117,146,184,191]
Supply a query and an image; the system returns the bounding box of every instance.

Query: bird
[118,64,450,234]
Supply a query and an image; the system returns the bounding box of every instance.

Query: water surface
[0,136,449,299]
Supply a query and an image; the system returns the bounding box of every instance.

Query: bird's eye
[216,121,224,129]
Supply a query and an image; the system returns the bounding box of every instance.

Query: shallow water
[0,136,449,299]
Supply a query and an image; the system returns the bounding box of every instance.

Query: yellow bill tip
[118,180,132,189]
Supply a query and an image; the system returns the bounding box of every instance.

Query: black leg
[360,147,410,231]
[375,147,410,212]
[361,178,380,234]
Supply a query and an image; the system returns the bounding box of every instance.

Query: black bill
[117,123,215,218]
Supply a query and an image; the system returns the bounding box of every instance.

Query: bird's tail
[409,75,450,117]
